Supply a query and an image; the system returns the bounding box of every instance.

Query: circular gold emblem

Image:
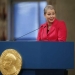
[0,49,22,75]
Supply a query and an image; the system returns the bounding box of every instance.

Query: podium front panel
[0,42,74,69]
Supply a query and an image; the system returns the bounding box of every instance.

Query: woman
[36,5,68,75]
[37,5,67,41]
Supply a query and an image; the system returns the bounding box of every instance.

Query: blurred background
[0,0,75,75]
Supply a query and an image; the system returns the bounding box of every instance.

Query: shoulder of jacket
[57,20,66,29]
[40,23,47,28]
[57,19,65,24]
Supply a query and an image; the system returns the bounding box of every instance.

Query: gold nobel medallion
[0,56,1,72]
[0,49,22,75]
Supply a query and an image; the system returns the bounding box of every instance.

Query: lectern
[0,42,74,75]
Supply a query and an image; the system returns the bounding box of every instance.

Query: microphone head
[44,26,46,28]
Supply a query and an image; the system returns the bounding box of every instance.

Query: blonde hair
[44,5,55,14]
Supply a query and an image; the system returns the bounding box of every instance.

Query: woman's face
[44,9,56,23]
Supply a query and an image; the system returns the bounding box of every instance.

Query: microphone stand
[13,26,43,41]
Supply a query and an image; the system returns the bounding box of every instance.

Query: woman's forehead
[46,9,55,13]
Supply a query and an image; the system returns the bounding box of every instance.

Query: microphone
[44,26,46,28]
[14,25,43,41]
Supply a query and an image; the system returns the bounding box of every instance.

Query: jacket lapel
[47,19,58,35]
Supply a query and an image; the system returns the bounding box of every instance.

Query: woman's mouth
[49,19,54,21]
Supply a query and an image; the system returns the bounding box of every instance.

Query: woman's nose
[50,15,53,18]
